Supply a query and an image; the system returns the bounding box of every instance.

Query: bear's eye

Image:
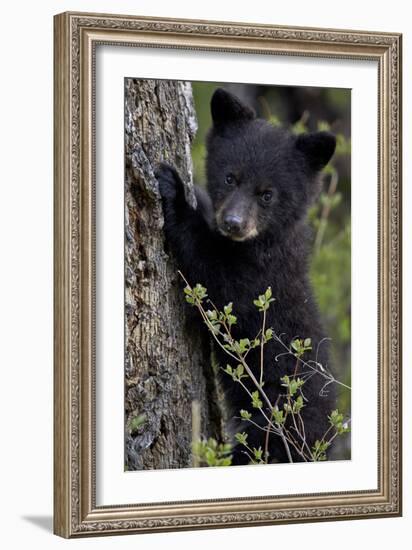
[260,190,273,204]
[225,174,235,186]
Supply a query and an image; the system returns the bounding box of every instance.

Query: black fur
[156,88,337,465]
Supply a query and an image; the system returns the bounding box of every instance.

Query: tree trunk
[124,79,221,470]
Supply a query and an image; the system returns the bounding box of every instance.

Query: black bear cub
[157,88,337,465]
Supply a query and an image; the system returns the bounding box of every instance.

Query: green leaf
[205,449,215,466]
[211,323,221,335]
[235,432,248,445]
[328,409,344,427]
[328,409,350,434]
[272,407,285,424]
[206,309,218,321]
[265,328,273,341]
[289,380,298,396]
[193,283,207,302]
[238,338,250,354]
[192,438,233,467]
[291,395,304,413]
[290,337,312,357]
[312,439,330,461]
[227,314,237,327]
[251,390,263,409]
[280,375,304,396]
[291,339,301,352]
[253,447,263,461]
[240,409,252,420]
[280,375,290,385]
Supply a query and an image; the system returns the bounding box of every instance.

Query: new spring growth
[253,286,275,312]
[181,274,351,465]
[291,337,312,358]
[192,438,233,467]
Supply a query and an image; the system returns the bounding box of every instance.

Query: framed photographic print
[53,12,402,538]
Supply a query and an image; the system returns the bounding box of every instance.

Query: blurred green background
[191,82,351,453]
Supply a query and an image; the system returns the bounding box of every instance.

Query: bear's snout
[223,213,244,235]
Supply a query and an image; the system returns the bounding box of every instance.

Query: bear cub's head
[206,88,336,242]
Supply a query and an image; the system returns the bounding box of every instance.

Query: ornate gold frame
[54,11,402,538]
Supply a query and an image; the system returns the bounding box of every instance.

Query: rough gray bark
[124,79,221,470]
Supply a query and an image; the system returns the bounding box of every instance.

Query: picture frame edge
[53,11,402,538]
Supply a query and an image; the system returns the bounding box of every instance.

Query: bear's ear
[211,88,255,130]
[295,131,336,172]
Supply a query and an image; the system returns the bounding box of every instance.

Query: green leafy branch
[180,272,351,465]
[192,438,233,467]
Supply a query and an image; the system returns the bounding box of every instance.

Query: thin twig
[264,417,271,464]
[260,309,266,386]
[274,334,351,390]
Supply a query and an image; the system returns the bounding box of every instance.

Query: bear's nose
[224,214,243,234]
